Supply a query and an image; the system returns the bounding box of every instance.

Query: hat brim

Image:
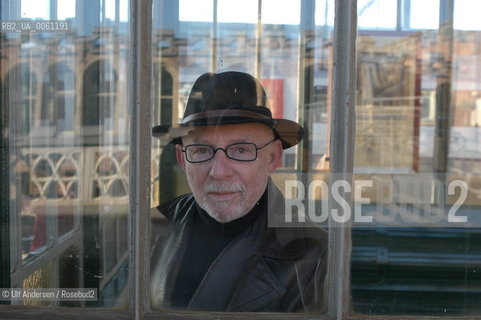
[152,116,303,149]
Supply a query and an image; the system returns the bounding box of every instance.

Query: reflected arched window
[82,60,118,130]
[153,64,173,127]
[5,64,37,136]
[42,62,75,132]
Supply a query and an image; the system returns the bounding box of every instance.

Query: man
[151,71,328,312]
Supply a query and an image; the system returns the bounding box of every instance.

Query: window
[1,0,481,319]
[5,64,37,136]
[82,60,118,131]
[152,64,174,128]
[41,62,75,132]
[358,0,397,30]
[1,0,130,312]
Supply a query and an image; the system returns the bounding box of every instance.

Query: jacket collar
[260,179,308,259]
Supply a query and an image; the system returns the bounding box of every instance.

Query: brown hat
[152,71,304,149]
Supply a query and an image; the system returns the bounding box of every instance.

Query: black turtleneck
[170,191,267,308]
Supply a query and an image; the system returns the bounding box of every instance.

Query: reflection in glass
[351,1,481,316]
[57,0,76,20]
[21,0,50,19]
[358,0,397,30]
[179,0,213,22]
[410,0,439,30]
[315,0,334,27]
[42,63,75,132]
[262,0,300,25]
[3,0,130,309]
[6,64,37,136]
[83,60,118,130]
[218,0,257,23]
[150,0,332,314]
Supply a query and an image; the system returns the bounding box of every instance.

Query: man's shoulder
[157,193,196,222]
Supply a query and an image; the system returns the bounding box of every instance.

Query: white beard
[199,181,249,223]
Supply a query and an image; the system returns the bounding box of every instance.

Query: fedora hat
[152,71,304,149]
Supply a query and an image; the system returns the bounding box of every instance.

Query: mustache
[203,182,246,194]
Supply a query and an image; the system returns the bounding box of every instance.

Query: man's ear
[268,140,283,172]
[175,144,187,171]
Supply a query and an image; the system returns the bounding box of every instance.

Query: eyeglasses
[182,138,277,163]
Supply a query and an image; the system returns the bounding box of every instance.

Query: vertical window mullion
[255,0,262,78]
[211,0,218,72]
[0,40,10,291]
[327,0,357,319]
[432,0,454,203]
[129,0,152,319]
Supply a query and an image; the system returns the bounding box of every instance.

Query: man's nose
[209,149,234,179]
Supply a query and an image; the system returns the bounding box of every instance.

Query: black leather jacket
[151,182,328,313]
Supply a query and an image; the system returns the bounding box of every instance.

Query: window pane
[218,0,257,24]
[315,0,334,27]
[150,0,332,314]
[57,0,76,20]
[179,0,213,22]
[42,62,76,131]
[263,0,300,25]
[2,0,130,309]
[21,0,50,19]
[353,0,481,316]
[410,0,439,30]
[454,0,481,31]
[358,0,397,30]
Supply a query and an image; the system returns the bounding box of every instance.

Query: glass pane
[315,0,334,27]
[2,0,130,309]
[218,0,257,23]
[150,0,333,314]
[263,0,300,25]
[21,0,50,19]
[352,0,481,316]
[454,0,481,30]
[358,0,397,30]
[179,0,213,22]
[410,0,439,30]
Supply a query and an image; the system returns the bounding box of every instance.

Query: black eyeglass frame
[181,138,277,163]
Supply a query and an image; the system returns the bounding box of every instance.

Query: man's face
[176,123,283,223]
